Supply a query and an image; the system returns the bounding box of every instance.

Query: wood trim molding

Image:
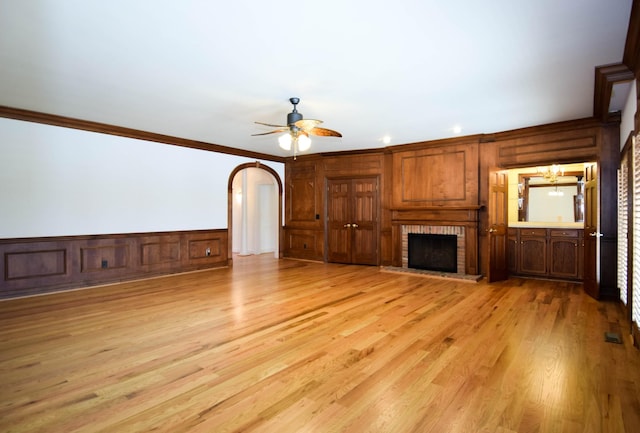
[624,0,640,75]
[0,105,285,163]
[593,63,634,121]
[227,162,284,265]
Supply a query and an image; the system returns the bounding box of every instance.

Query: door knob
[488,228,496,233]
[352,223,359,228]
[589,232,603,237]
[344,223,351,228]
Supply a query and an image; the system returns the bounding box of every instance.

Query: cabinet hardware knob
[352,223,359,228]
[344,223,351,228]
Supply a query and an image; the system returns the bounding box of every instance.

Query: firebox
[408,233,457,273]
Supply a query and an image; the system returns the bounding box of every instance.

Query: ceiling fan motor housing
[287,97,302,126]
[287,111,303,126]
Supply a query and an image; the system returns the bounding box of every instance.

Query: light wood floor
[1,255,639,433]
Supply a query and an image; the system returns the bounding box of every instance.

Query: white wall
[231,167,278,255]
[0,118,284,238]
[621,80,637,148]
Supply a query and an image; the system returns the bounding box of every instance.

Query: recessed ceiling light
[452,125,462,134]
[382,135,391,144]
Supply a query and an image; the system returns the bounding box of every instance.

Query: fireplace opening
[408,233,457,273]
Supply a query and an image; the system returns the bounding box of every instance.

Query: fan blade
[251,128,288,136]
[294,119,323,131]
[308,127,342,138]
[255,121,288,128]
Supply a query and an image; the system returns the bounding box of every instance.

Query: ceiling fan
[252,97,342,158]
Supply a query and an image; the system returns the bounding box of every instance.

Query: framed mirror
[517,170,584,223]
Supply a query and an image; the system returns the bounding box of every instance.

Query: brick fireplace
[402,225,466,274]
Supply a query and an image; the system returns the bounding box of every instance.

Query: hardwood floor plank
[1,255,639,432]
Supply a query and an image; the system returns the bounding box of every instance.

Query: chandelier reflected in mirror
[536,164,565,184]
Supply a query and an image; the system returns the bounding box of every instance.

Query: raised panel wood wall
[283,152,387,263]
[493,120,601,167]
[392,140,479,208]
[280,118,617,281]
[0,229,228,299]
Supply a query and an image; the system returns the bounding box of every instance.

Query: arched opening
[227,162,283,266]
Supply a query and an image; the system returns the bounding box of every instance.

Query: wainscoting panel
[0,229,228,299]
[283,228,324,261]
[141,240,181,266]
[81,244,129,272]
[5,249,67,280]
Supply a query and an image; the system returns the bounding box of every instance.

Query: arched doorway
[227,162,283,266]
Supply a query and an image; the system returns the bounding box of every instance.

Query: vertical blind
[618,154,628,306]
[633,135,640,328]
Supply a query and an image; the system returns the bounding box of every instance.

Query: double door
[327,177,379,265]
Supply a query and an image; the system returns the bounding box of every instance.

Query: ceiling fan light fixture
[253,97,341,158]
[278,133,292,150]
[298,134,311,151]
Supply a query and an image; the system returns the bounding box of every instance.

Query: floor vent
[604,332,623,344]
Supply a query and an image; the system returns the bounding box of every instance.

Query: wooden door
[583,163,599,299]
[327,179,352,263]
[487,170,508,282]
[351,178,378,265]
[327,177,379,265]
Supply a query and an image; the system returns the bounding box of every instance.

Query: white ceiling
[0,1,633,158]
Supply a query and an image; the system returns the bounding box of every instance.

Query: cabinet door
[519,237,547,275]
[549,237,579,279]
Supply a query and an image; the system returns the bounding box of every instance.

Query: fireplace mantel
[391,205,482,226]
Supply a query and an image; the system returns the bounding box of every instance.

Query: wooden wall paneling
[80,243,129,273]
[283,158,323,259]
[140,236,181,266]
[623,0,640,76]
[380,150,394,265]
[391,141,479,208]
[2,240,74,294]
[188,236,225,262]
[478,139,500,277]
[5,249,66,280]
[495,120,601,167]
[0,229,228,299]
[465,226,479,276]
[598,123,621,299]
[285,160,320,226]
[322,153,383,175]
[283,229,324,260]
[284,153,386,263]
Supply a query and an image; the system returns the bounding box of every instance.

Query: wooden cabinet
[507,228,518,274]
[548,230,581,279]
[518,228,547,276]
[508,227,583,281]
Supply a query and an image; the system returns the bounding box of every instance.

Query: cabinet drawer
[550,229,579,238]
[519,228,547,237]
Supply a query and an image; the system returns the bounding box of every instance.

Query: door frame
[227,162,283,267]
